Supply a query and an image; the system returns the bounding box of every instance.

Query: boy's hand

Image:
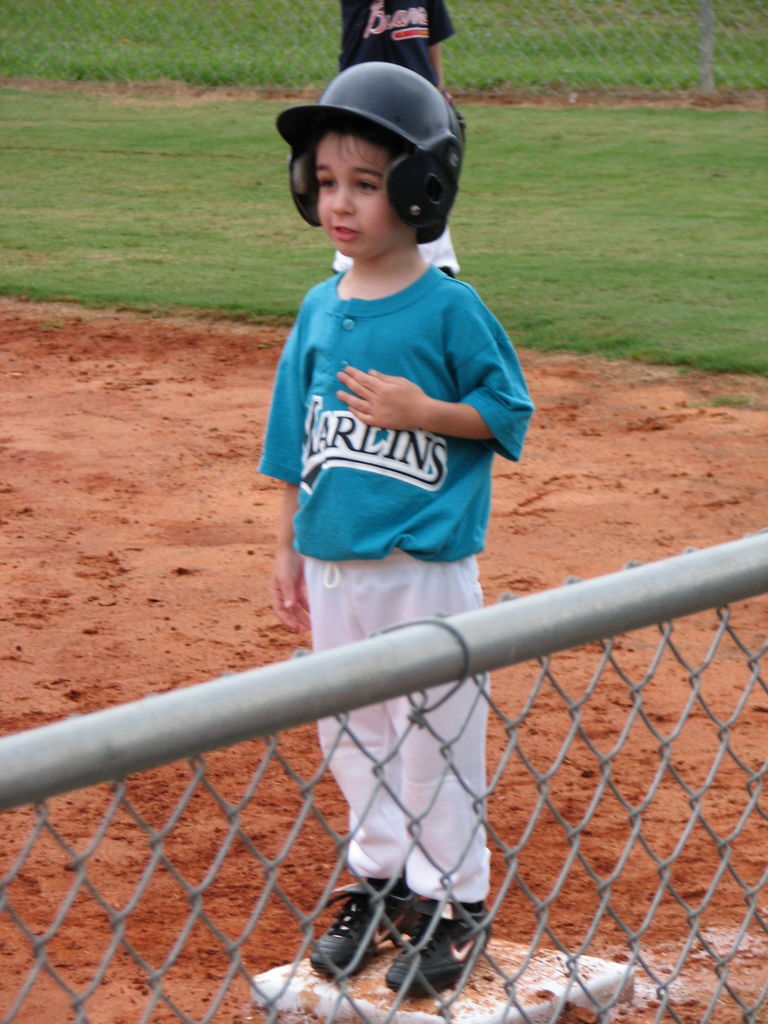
[337,366,426,430]
[271,547,310,632]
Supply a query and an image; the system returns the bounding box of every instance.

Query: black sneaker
[385,899,490,995]
[310,879,417,978]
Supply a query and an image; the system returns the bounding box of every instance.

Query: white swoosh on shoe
[450,938,477,963]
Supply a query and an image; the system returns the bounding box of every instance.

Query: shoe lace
[326,891,371,938]
[407,907,445,953]
[409,902,483,954]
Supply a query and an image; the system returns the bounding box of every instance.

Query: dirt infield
[1,298,767,1023]
[5,77,767,111]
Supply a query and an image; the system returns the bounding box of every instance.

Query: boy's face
[315,132,416,262]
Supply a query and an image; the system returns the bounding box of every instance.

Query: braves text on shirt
[364,3,430,41]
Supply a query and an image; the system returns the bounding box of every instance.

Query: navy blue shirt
[339,1,455,86]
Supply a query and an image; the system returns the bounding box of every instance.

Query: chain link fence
[1,534,767,1024]
[1,1,766,97]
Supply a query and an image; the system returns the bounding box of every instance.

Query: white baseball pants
[304,550,490,903]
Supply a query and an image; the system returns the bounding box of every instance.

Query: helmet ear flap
[289,151,320,226]
[386,150,456,242]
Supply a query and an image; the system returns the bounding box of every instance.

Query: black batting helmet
[276,62,464,243]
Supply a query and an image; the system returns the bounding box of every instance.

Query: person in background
[334,0,461,277]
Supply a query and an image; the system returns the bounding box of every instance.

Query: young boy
[261,62,534,996]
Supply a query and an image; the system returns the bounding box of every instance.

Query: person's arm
[270,482,311,632]
[337,366,493,440]
[428,42,446,92]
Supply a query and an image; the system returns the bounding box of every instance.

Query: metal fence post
[700,0,716,91]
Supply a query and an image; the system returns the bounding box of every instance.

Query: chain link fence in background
[1,534,767,1024]
[1,1,766,97]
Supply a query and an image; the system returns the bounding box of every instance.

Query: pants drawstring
[323,563,341,590]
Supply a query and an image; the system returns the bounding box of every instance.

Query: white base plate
[252,940,634,1023]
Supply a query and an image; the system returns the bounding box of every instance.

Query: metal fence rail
[1,532,767,1024]
[1,0,766,96]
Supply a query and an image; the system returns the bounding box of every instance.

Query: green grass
[1,0,766,91]
[460,106,768,373]
[1,87,766,374]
